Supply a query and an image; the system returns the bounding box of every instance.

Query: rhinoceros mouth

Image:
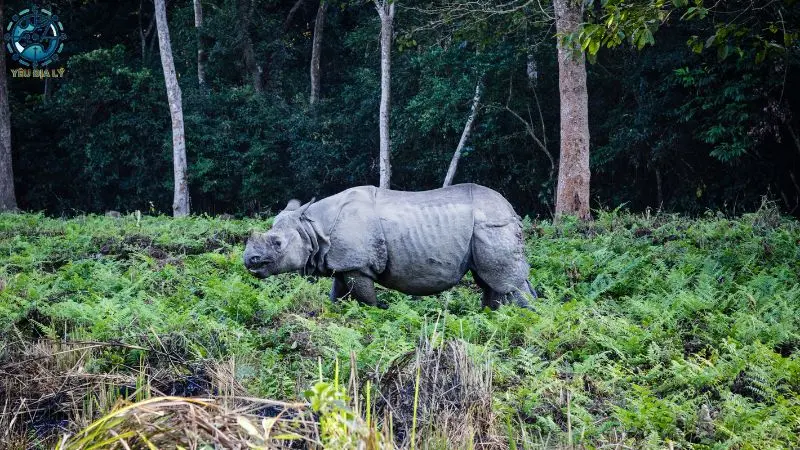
[245,259,273,278]
[244,252,276,278]
[248,268,270,279]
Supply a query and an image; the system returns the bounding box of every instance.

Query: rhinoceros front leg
[329,276,349,302]
[330,271,380,307]
[472,271,503,310]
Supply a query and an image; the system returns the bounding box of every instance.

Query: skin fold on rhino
[243,183,536,309]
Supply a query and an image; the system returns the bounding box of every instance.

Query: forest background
[2,0,798,219]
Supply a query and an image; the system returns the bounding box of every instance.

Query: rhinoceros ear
[284,199,302,211]
[297,198,316,217]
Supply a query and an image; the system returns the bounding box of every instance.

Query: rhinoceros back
[373,183,515,295]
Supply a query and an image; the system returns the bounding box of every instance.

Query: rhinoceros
[243,183,535,309]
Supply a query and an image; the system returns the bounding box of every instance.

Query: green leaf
[717,44,730,60]
[272,433,303,440]
[643,28,655,47]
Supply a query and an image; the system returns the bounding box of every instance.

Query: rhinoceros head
[244,199,314,278]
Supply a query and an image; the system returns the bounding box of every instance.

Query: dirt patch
[94,231,248,262]
[731,370,771,403]
[774,340,797,357]
[204,231,248,252]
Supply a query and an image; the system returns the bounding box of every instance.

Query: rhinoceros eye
[271,237,282,249]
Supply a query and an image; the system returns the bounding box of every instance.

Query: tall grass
[0,205,799,448]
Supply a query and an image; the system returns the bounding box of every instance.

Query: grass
[0,204,799,448]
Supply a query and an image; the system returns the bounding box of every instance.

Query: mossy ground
[1,207,799,448]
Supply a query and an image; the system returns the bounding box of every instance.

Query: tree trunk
[375,0,394,189]
[553,0,590,220]
[140,0,146,59]
[0,0,17,212]
[787,123,800,158]
[139,0,156,65]
[239,0,263,92]
[147,20,159,65]
[155,0,190,217]
[443,80,482,187]
[282,0,305,32]
[193,0,207,88]
[309,1,328,106]
[527,49,538,86]
[655,167,663,208]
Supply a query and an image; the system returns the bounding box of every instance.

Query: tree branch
[444,78,483,186]
[504,79,555,182]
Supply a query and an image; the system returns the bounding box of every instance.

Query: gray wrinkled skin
[243,183,535,309]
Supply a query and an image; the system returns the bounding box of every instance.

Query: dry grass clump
[55,396,316,450]
[0,326,503,449]
[0,335,146,447]
[377,334,501,450]
[0,335,311,449]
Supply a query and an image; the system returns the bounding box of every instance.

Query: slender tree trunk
[155,0,190,217]
[193,0,207,88]
[309,1,328,106]
[282,0,305,31]
[655,167,663,208]
[140,0,146,58]
[787,123,800,158]
[790,171,800,199]
[526,50,554,182]
[527,49,538,85]
[147,22,158,64]
[139,0,156,65]
[239,0,263,92]
[0,0,17,212]
[375,0,394,189]
[553,0,590,220]
[505,79,555,185]
[443,80,482,187]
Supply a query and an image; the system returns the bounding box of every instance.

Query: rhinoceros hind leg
[333,271,380,308]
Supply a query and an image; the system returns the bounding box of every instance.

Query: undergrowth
[0,206,799,448]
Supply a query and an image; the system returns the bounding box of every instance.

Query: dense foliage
[6,0,800,217]
[1,208,798,447]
